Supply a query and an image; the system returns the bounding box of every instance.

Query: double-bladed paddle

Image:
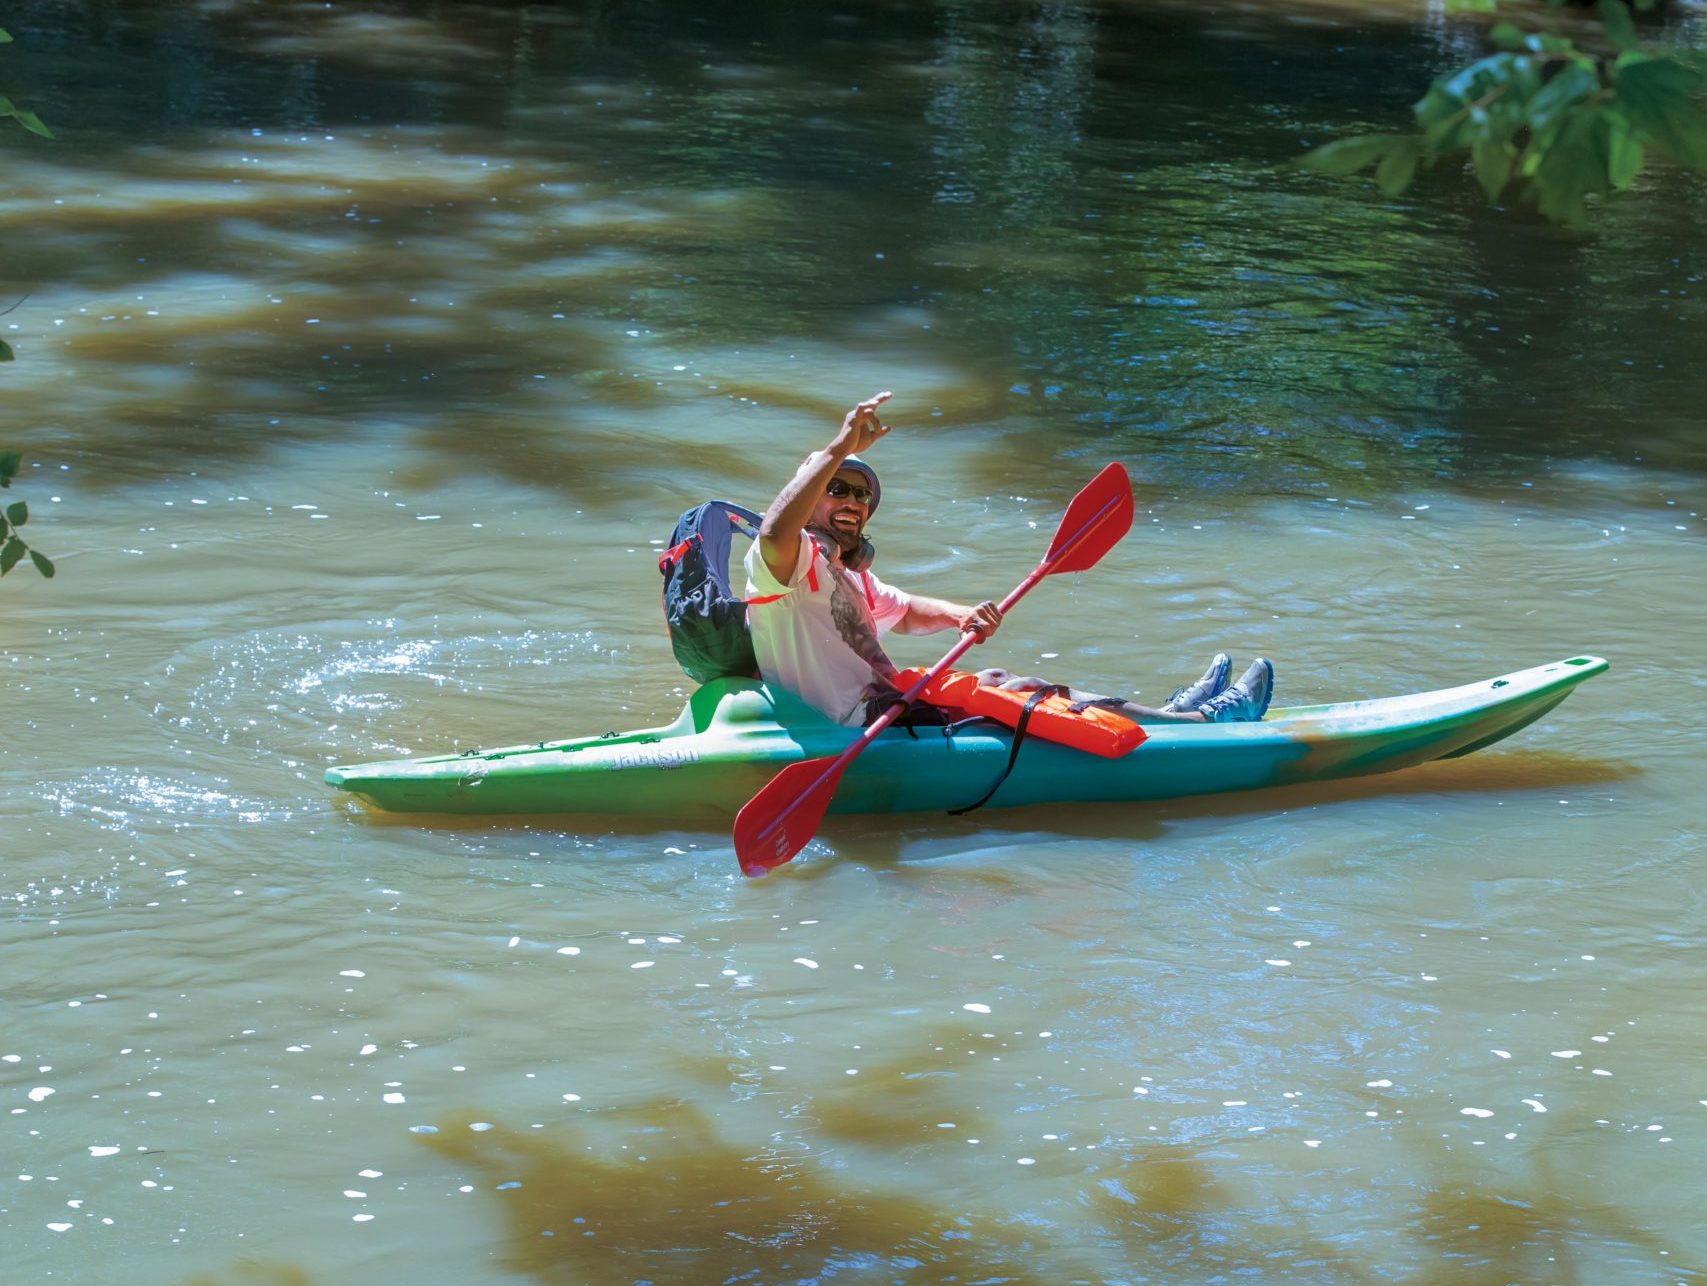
[733,461,1135,877]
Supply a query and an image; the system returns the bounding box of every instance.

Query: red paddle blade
[734,756,848,877]
[1044,462,1133,575]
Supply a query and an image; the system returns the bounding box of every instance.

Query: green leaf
[0,338,12,361]
[1597,0,1641,53]
[1614,55,1707,167]
[0,451,18,483]
[1599,108,1646,187]
[1421,53,1543,152]
[0,515,9,539]
[1528,61,1603,152]
[5,500,26,527]
[1301,133,1408,177]
[30,549,53,578]
[1,536,24,576]
[0,28,11,43]
[1533,110,1605,225]
[1472,138,1516,199]
[1447,0,1498,12]
[0,97,13,116]
[1489,23,1527,50]
[1376,137,1424,194]
[10,109,53,140]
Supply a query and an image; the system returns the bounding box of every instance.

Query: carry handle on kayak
[732,462,1135,877]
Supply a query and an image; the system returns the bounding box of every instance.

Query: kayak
[324,655,1608,819]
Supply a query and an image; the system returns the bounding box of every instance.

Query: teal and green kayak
[324,656,1608,819]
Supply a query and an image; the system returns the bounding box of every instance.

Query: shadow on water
[1390,1099,1707,1284]
[173,1083,1707,1284]
[381,1048,1699,1283]
[182,1263,312,1286]
[5,0,1704,506]
[330,749,1638,873]
[839,747,1639,857]
[402,1057,1371,1283]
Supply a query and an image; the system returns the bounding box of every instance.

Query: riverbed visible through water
[3,2,1704,1282]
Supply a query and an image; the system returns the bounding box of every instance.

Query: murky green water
[3,2,1704,1282]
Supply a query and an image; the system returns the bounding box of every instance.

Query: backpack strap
[663,502,801,606]
[657,538,694,572]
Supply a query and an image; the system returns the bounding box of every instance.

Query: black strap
[948,685,1066,816]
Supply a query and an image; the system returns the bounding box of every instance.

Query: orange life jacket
[892,668,1146,759]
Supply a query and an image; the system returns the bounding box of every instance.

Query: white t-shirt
[744,531,912,726]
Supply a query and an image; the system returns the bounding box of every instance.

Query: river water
[2,2,1704,1282]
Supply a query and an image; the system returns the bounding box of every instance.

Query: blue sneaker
[1162,653,1232,714]
[1197,658,1274,723]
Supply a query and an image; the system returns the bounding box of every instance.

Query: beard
[806,521,861,562]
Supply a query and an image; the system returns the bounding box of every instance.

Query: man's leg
[972,667,1208,724]
[973,657,1273,724]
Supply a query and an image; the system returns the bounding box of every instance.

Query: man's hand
[960,600,1003,640]
[836,391,893,455]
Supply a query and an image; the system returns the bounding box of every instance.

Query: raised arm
[757,392,892,584]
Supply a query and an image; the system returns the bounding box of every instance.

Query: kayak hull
[324,656,1609,820]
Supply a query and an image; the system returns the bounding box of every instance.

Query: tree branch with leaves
[1,24,53,364]
[1304,0,1707,226]
[2,24,56,577]
[1,454,54,579]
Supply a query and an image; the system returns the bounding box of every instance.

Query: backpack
[658,500,766,685]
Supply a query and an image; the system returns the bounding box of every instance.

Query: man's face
[811,469,875,551]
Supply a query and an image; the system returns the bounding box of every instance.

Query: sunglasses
[825,478,875,505]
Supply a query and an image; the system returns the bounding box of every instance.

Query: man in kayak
[744,392,1274,728]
